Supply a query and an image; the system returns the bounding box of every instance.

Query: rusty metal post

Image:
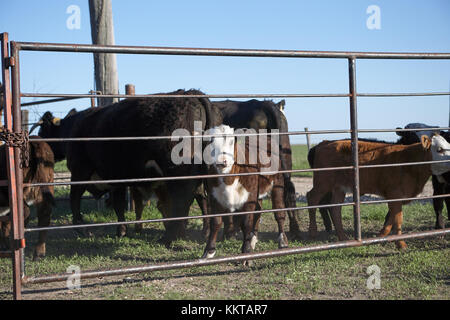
[1,34,23,300]
[348,58,361,241]
[10,41,25,295]
[89,90,96,107]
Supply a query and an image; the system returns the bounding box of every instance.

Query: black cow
[32,104,214,236]
[210,99,301,240]
[55,89,220,244]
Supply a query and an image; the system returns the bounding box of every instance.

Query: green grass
[0,191,448,300]
[54,160,68,173]
[291,144,313,177]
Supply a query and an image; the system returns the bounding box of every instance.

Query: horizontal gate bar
[358,92,450,97]
[15,41,450,59]
[20,92,450,100]
[28,129,353,142]
[23,158,450,188]
[21,92,351,99]
[27,126,450,143]
[24,191,450,233]
[22,228,450,285]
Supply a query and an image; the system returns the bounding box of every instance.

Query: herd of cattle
[0,88,449,261]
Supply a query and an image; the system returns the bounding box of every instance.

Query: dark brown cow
[0,139,55,260]
[307,135,450,249]
[202,125,288,263]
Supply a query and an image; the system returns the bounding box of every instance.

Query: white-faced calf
[202,125,288,261]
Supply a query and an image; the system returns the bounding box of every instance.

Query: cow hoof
[278,233,288,249]
[75,228,94,238]
[116,226,127,238]
[250,234,258,250]
[157,236,174,248]
[201,250,216,259]
[33,244,46,261]
[135,224,143,234]
[396,240,407,250]
[243,260,253,267]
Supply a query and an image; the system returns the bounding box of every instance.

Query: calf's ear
[421,135,431,149]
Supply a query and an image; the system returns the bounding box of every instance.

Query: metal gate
[1,32,450,300]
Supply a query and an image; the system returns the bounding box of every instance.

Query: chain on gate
[0,127,29,168]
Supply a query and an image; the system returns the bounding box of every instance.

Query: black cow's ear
[277,100,286,110]
[396,127,405,137]
[41,111,54,124]
[65,108,77,118]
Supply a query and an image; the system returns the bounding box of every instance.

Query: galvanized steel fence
[1,32,450,299]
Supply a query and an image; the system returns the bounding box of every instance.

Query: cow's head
[206,125,235,174]
[423,134,450,176]
[30,111,64,161]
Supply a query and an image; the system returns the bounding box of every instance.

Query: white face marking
[211,178,249,212]
[207,125,235,174]
[430,135,450,176]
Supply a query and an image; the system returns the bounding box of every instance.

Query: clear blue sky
[1,0,449,144]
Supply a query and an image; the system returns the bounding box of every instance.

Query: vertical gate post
[348,57,361,241]
[10,41,25,298]
[125,84,135,212]
[1,33,24,300]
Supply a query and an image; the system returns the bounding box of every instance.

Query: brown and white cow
[201,125,288,262]
[306,134,450,249]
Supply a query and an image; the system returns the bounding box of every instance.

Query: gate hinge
[13,238,26,250]
[4,56,15,68]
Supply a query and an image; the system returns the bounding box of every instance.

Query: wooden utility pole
[89,0,119,107]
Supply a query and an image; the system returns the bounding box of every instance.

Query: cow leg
[251,200,263,240]
[319,192,333,234]
[443,183,450,225]
[445,193,450,224]
[202,203,222,259]
[239,202,257,267]
[389,202,407,250]
[159,181,196,245]
[306,188,321,239]
[284,179,302,240]
[131,188,144,233]
[33,201,52,260]
[0,221,9,251]
[379,207,395,237]
[69,184,93,237]
[329,189,348,241]
[272,183,288,249]
[112,187,127,237]
[194,192,210,239]
[432,175,446,229]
